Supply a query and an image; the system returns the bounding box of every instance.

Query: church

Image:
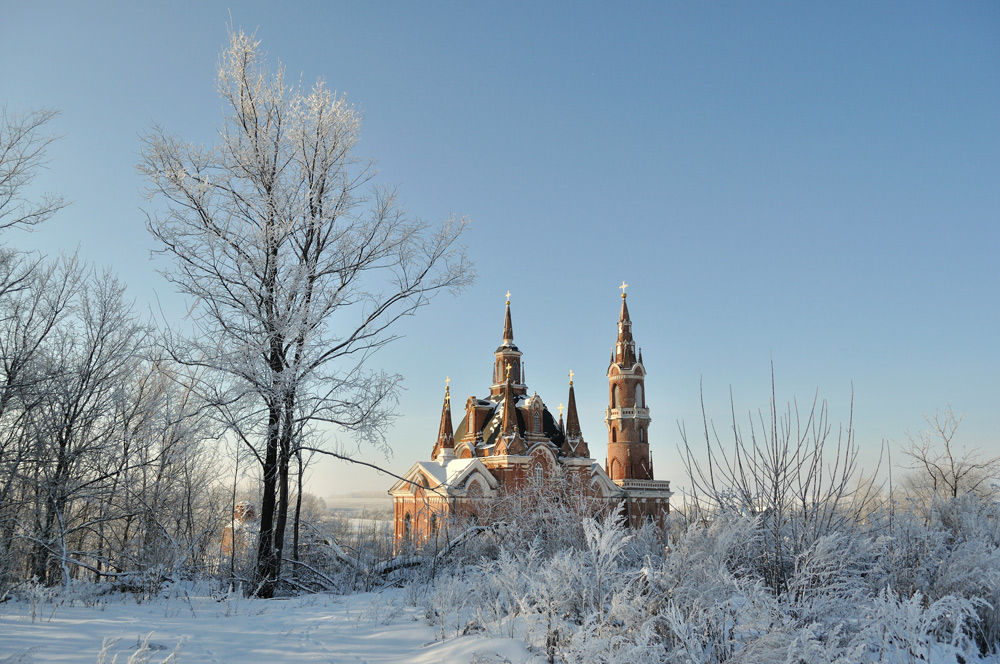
[389,286,672,546]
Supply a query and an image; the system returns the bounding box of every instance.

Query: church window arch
[636,384,643,408]
[430,514,439,535]
[612,384,621,408]
[403,513,412,539]
[534,462,544,485]
[612,427,617,443]
[533,411,541,433]
[639,427,644,443]
[610,458,622,481]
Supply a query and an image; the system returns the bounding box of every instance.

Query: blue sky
[3,2,998,497]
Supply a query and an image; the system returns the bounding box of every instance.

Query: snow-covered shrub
[787,589,983,663]
[95,632,182,664]
[680,379,882,596]
[425,570,480,640]
[786,531,882,626]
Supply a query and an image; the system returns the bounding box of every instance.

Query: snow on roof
[443,458,478,485]
[413,461,447,485]
[412,458,480,488]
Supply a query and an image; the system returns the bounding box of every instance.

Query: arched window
[430,514,439,535]
[635,384,643,408]
[639,427,644,443]
[403,513,412,539]
[533,411,541,433]
[612,427,617,443]
[534,462,544,485]
[612,384,621,408]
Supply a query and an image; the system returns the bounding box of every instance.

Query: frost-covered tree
[0,106,73,589]
[140,30,472,597]
[23,269,151,586]
[679,370,882,594]
[0,106,65,229]
[901,407,999,501]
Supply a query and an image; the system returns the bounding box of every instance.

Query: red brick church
[389,286,672,545]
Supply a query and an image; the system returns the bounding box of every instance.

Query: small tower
[562,371,590,458]
[605,283,652,481]
[432,380,455,464]
[497,363,526,456]
[490,292,527,399]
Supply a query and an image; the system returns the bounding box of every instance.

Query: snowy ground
[0,587,538,663]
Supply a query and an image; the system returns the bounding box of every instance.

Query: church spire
[432,379,455,463]
[492,292,526,398]
[498,363,526,455]
[500,364,517,436]
[502,290,514,344]
[565,371,581,440]
[615,282,637,367]
[562,369,590,458]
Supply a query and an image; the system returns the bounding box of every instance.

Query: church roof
[453,393,566,452]
[388,457,498,496]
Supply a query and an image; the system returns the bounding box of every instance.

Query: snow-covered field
[0,587,536,663]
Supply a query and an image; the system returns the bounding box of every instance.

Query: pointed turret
[562,371,590,457]
[492,292,526,398]
[500,365,518,437]
[565,375,581,441]
[615,289,637,367]
[502,297,514,345]
[432,381,455,463]
[497,363,526,455]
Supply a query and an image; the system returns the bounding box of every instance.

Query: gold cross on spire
[568,369,574,385]
[445,375,450,387]
[506,362,512,379]
[505,290,511,303]
[558,403,564,417]
[619,281,628,297]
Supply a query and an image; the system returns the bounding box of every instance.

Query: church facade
[389,288,672,546]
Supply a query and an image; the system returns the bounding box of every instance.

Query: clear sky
[3,2,998,498]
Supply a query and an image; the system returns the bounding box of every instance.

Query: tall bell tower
[605,282,652,481]
[603,283,672,526]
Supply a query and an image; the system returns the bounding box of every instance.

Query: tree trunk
[252,402,281,598]
[293,449,303,565]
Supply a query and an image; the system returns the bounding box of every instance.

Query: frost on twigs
[139,27,472,597]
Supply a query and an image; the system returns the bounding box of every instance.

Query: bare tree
[0,106,66,234]
[0,106,73,590]
[140,29,473,597]
[24,270,151,586]
[679,369,882,594]
[901,407,999,501]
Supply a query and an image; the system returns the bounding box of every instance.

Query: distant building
[221,501,258,557]
[389,288,672,546]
